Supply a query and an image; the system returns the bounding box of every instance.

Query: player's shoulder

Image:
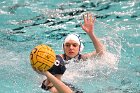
[81,52,96,60]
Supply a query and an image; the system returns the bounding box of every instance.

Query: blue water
[0,0,140,93]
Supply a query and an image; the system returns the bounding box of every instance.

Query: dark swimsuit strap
[41,80,53,90]
[41,80,83,93]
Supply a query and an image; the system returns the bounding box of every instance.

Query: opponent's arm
[44,71,73,93]
[81,13,105,58]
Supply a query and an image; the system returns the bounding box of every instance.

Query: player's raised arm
[81,13,105,58]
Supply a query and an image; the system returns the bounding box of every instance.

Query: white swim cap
[63,34,84,52]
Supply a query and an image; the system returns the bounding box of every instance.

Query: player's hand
[81,13,96,35]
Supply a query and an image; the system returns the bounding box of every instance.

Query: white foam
[0,9,9,14]
[63,52,119,83]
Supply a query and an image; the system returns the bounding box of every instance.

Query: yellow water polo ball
[30,44,56,73]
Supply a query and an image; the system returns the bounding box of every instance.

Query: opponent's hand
[81,13,96,35]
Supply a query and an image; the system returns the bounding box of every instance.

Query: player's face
[64,40,80,58]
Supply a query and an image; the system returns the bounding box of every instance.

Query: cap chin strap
[63,53,80,61]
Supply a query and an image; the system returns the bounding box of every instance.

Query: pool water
[0,0,140,93]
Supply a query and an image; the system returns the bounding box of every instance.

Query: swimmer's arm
[81,13,105,58]
[44,71,73,93]
[88,33,105,56]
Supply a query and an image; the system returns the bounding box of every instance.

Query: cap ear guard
[73,34,84,52]
[75,34,84,52]
[79,42,84,52]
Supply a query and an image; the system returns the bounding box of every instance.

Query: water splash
[63,52,119,82]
